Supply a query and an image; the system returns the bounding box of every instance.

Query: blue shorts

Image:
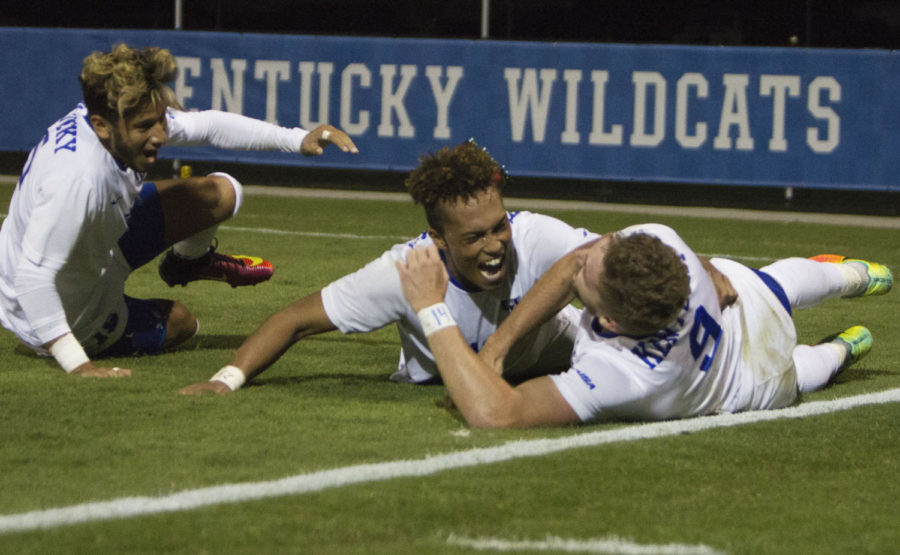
[118,182,167,270]
[96,296,170,357]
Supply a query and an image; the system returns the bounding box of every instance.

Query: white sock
[173,226,218,259]
[761,257,848,310]
[836,261,868,297]
[794,343,845,393]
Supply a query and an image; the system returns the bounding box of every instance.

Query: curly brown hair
[598,232,690,336]
[79,44,181,122]
[404,141,506,232]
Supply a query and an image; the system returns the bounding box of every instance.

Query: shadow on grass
[186,334,250,350]
[251,373,391,387]
[834,366,896,384]
[187,333,397,351]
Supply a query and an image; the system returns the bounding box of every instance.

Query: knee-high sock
[761,257,860,310]
[794,343,845,392]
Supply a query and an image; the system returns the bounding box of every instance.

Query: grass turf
[0,183,897,554]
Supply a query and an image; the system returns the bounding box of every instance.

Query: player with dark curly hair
[405,140,507,233]
[0,43,357,378]
[182,140,598,394]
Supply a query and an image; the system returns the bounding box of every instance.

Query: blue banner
[1,27,898,191]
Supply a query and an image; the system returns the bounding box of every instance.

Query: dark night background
[4,0,900,49]
[3,1,899,214]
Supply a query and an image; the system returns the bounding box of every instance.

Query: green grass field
[0,181,898,554]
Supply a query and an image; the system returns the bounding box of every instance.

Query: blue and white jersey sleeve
[0,105,139,350]
[320,234,436,382]
[320,246,413,334]
[13,171,99,342]
[165,109,309,152]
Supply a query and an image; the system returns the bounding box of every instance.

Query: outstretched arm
[396,245,579,428]
[478,240,595,374]
[179,291,337,395]
[167,110,358,155]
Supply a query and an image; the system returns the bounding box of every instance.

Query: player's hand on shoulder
[711,269,738,308]
[70,362,131,378]
[300,124,359,156]
[178,381,233,396]
[700,256,738,309]
[395,245,449,311]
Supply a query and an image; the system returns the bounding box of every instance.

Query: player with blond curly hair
[0,44,358,378]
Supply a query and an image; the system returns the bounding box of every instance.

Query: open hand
[71,362,131,378]
[300,125,359,156]
[178,381,233,395]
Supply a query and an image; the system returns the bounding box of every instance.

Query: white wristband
[50,333,90,374]
[210,365,246,391]
[417,302,457,336]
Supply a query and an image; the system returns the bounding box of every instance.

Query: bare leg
[154,173,241,253]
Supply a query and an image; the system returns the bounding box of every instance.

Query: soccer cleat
[158,246,274,288]
[818,325,873,374]
[808,254,846,264]
[809,254,893,297]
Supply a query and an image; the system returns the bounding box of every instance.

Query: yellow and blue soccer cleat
[818,325,873,373]
[809,254,893,297]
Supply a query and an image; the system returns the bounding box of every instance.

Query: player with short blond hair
[395,223,892,428]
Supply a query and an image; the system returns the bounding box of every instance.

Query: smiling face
[91,100,168,172]
[429,186,511,291]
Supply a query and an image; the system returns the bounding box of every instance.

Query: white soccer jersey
[0,104,309,354]
[550,223,798,422]
[321,211,599,383]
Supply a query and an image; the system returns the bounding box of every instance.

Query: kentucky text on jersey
[54,113,79,153]
[620,297,688,370]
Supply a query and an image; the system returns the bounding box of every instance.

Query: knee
[192,172,243,221]
[164,301,199,349]
[208,172,243,219]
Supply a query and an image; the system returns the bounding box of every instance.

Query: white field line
[1,179,898,229]
[1,388,898,535]
[0,217,783,262]
[446,533,724,554]
[221,224,410,242]
[0,217,845,266]
[219,225,779,263]
[240,185,900,229]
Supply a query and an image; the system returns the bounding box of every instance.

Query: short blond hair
[79,43,181,122]
[599,232,690,336]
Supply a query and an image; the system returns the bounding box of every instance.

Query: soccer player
[395,223,893,428]
[179,140,598,394]
[0,44,358,378]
